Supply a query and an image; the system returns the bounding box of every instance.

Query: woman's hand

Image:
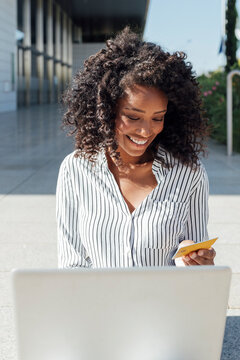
[182,247,216,266]
[175,240,216,266]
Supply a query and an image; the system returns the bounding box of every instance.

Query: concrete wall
[72,42,105,77]
[0,0,17,113]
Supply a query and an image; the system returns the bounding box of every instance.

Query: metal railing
[227,70,240,156]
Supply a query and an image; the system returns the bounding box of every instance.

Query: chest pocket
[142,199,188,250]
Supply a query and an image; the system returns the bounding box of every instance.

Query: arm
[184,164,209,243]
[56,158,91,268]
[175,165,216,266]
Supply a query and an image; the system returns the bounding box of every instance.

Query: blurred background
[0,1,240,360]
[1,0,240,150]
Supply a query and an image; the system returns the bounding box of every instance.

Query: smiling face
[114,84,168,165]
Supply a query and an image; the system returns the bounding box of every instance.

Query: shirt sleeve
[56,158,91,268]
[182,164,209,243]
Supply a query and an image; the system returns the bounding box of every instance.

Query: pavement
[0,104,239,360]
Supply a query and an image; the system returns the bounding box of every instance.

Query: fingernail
[198,250,204,256]
[190,252,196,259]
[184,256,190,261]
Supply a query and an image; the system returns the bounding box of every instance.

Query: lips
[126,135,150,146]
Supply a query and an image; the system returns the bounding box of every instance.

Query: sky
[144,0,240,76]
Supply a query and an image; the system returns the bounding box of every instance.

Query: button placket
[122,214,134,267]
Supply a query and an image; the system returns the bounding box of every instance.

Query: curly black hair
[62,26,210,169]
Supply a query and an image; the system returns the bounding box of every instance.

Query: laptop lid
[12,266,231,360]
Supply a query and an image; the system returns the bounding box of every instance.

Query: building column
[18,47,24,106]
[67,17,72,83]
[23,0,31,106]
[47,0,54,103]
[36,0,44,104]
[18,48,23,79]
[55,4,62,99]
[62,11,68,89]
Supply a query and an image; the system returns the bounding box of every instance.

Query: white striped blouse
[56,145,209,268]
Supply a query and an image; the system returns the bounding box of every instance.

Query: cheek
[116,118,133,134]
[154,121,164,134]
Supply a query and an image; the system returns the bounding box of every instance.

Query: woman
[56,27,216,269]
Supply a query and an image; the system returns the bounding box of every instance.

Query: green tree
[225,0,238,72]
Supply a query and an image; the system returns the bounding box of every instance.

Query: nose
[136,121,152,137]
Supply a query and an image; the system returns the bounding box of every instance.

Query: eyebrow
[124,107,167,114]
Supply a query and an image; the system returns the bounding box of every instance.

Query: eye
[126,115,140,121]
[153,117,164,122]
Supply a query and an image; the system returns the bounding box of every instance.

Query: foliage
[198,66,240,153]
[225,0,238,72]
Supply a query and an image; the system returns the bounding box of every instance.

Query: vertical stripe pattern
[56,146,209,268]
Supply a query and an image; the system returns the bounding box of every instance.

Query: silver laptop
[12,266,231,360]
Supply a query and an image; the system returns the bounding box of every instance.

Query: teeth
[129,136,148,145]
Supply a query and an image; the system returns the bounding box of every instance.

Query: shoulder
[159,146,208,178]
[58,150,102,180]
[192,160,208,182]
[159,147,209,193]
[189,161,209,195]
[58,151,87,177]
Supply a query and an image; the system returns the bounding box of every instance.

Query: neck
[105,149,154,175]
[110,145,154,162]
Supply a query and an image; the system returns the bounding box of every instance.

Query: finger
[183,255,199,266]
[193,256,214,265]
[182,258,189,266]
[197,247,216,259]
[189,251,214,265]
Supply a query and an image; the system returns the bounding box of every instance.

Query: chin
[127,148,146,156]
[122,145,151,160]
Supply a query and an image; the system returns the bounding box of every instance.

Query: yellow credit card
[172,237,218,260]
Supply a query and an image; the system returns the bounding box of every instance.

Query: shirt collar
[94,145,171,181]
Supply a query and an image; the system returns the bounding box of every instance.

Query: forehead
[119,84,168,108]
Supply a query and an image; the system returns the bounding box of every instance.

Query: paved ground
[0,104,239,360]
